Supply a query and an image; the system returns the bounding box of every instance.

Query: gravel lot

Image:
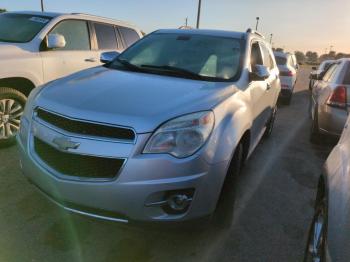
[0,66,334,262]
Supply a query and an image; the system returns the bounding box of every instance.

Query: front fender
[203,91,252,165]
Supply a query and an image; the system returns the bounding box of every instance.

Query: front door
[40,19,100,83]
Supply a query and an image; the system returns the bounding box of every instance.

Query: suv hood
[35,67,237,133]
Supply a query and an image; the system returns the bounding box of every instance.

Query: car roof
[5,11,140,31]
[154,29,246,39]
[6,11,64,18]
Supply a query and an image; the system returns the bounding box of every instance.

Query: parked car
[309,60,334,90]
[17,29,281,223]
[309,59,350,143]
[304,115,350,262]
[0,11,143,146]
[274,51,298,104]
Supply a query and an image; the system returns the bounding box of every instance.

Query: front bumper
[17,126,229,223]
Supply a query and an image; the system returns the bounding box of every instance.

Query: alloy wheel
[0,98,23,140]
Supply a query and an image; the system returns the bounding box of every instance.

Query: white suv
[0,11,142,146]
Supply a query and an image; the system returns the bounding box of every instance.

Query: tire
[310,108,321,144]
[264,105,277,138]
[211,142,244,228]
[0,87,27,147]
[303,195,328,262]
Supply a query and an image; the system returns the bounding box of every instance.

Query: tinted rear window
[94,23,118,50]
[275,56,287,65]
[119,26,140,47]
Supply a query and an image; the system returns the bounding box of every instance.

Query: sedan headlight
[143,111,215,158]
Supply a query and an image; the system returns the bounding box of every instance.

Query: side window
[93,23,118,50]
[118,26,140,47]
[250,42,263,70]
[50,20,90,51]
[322,64,337,82]
[342,62,350,85]
[260,43,274,69]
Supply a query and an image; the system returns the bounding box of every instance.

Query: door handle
[266,83,271,91]
[85,58,97,62]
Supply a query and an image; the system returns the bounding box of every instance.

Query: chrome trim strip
[34,107,137,144]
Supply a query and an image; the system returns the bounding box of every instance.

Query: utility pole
[255,17,260,31]
[269,34,273,44]
[40,0,44,12]
[196,0,202,29]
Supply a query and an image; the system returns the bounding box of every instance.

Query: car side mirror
[100,51,120,64]
[250,65,270,81]
[47,34,66,49]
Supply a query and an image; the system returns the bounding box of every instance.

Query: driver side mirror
[250,65,270,81]
[47,34,66,49]
[100,51,120,64]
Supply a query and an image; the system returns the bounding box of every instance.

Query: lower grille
[34,137,124,179]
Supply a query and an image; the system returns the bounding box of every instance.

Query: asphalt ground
[0,66,334,262]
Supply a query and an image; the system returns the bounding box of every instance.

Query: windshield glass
[110,33,243,81]
[275,56,287,65]
[0,13,51,43]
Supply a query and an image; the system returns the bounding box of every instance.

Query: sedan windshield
[110,33,243,81]
[0,13,52,43]
[275,56,287,65]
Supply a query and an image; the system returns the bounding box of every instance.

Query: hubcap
[307,208,325,262]
[0,99,23,140]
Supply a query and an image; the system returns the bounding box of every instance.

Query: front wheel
[0,87,27,147]
[264,105,277,138]
[211,142,244,228]
[304,197,328,262]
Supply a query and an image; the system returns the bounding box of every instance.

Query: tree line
[294,50,350,64]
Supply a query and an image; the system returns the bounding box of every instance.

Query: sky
[2,0,350,54]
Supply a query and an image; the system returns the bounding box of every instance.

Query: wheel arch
[0,77,36,97]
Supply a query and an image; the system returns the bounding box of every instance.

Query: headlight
[143,111,215,158]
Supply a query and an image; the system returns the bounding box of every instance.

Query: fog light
[163,189,194,215]
[168,194,191,211]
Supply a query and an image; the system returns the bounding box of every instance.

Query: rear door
[260,42,280,107]
[40,19,100,83]
[92,22,124,59]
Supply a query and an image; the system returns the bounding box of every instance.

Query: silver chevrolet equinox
[17,29,281,223]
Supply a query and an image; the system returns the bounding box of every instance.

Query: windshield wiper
[109,58,144,72]
[140,64,206,80]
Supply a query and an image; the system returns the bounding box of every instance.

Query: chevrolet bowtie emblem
[52,137,80,151]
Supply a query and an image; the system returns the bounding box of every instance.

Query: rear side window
[119,26,140,47]
[342,62,350,84]
[322,64,338,82]
[275,56,287,65]
[94,23,118,50]
[50,20,90,51]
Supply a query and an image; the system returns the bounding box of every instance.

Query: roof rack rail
[246,28,265,38]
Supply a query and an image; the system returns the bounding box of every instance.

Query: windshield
[109,33,243,81]
[275,56,287,65]
[0,13,51,43]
